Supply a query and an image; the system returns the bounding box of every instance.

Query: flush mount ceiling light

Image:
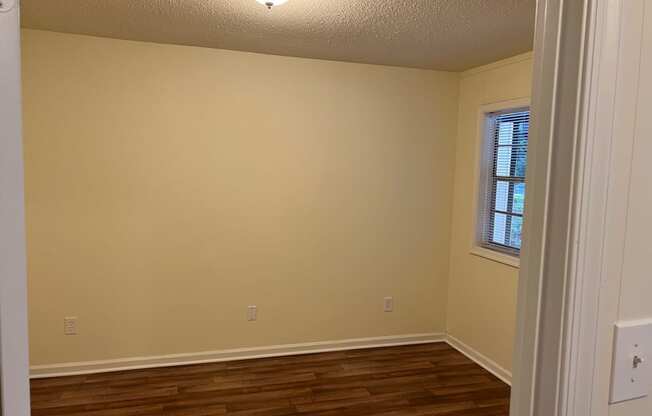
[256,0,288,10]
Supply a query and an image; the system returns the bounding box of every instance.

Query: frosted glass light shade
[256,0,289,9]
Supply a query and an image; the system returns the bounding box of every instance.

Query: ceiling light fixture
[256,0,288,10]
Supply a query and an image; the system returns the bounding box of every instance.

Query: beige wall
[445,53,533,373]
[22,30,460,365]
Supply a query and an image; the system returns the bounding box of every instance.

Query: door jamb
[0,0,32,415]
[512,0,626,415]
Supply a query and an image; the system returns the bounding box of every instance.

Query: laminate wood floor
[30,343,510,416]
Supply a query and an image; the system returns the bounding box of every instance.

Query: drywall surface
[445,53,533,373]
[22,29,459,365]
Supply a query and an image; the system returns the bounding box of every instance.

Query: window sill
[470,246,520,269]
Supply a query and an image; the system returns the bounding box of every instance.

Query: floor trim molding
[30,332,513,385]
[445,334,512,386]
[30,332,445,378]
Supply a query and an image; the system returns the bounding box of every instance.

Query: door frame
[512,0,629,415]
[0,0,31,415]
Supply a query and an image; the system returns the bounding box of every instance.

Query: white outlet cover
[610,319,652,403]
[63,317,78,335]
[247,305,257,321]
[384,297,394,312]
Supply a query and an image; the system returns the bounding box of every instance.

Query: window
[478,108,530,256]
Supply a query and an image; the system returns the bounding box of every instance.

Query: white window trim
[470,245,521,268]
[470,97,531,269]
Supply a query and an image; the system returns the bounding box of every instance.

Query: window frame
[470,98,530,268]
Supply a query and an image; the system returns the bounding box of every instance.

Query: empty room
[19,0,537,414]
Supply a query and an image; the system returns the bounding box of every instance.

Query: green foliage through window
[484,110,529,253]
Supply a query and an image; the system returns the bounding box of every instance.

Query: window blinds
[481,110,530,254]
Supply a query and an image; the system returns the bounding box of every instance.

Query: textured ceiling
[20,0,535,71]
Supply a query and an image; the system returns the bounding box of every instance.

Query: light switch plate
[610,319,652,403]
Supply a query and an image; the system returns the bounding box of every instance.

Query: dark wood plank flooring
[30,343,510,415]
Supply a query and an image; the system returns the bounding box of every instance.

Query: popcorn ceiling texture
[20,0,534,71]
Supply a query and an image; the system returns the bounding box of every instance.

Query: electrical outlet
[63,317,77,335]
[384,297,394,312]
[247,305,257,321]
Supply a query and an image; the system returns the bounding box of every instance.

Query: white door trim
[558,2,629,415]
[511,0,630,415]
[0,1,32,415]
[587,1,648,414]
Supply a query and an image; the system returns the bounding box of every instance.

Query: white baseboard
[30,332,445,378]
[445,334,512,386]
[30,332,513,386]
